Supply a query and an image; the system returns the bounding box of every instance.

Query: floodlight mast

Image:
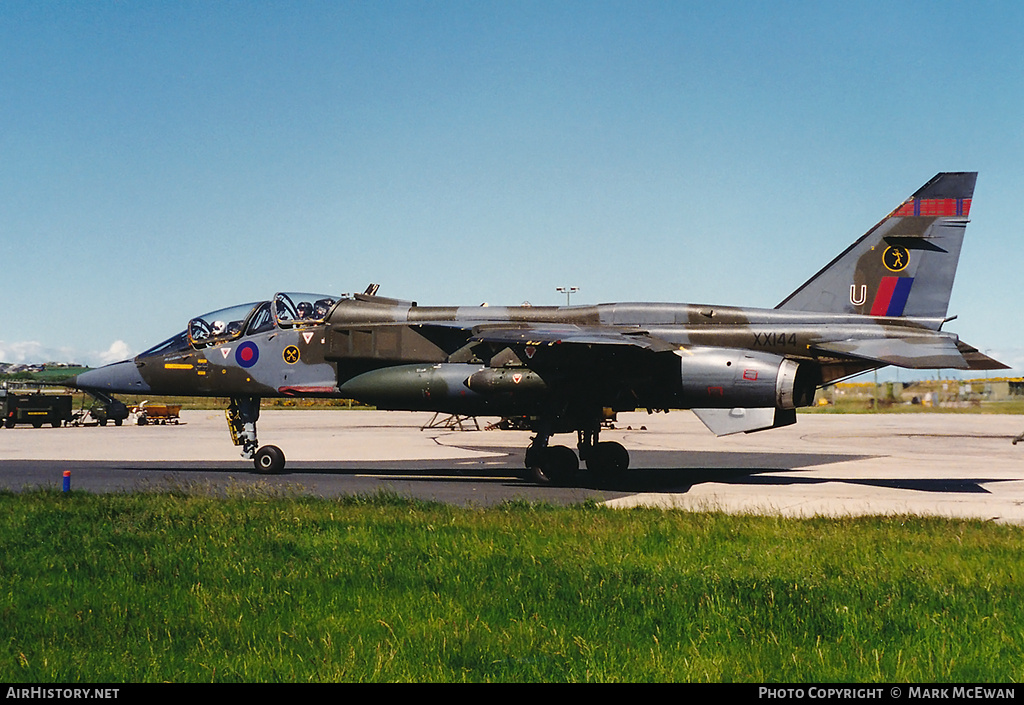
[556,286,579,306]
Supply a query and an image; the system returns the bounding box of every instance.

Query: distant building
[822,377,1024,406]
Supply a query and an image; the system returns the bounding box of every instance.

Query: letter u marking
[850,285,867,306]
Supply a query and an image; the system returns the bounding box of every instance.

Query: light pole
[556,286,579,306]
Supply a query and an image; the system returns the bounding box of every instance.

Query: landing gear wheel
[585,441,630,479]
[254,445,286,474]
[529,445,579,486]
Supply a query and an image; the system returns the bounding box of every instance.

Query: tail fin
[776,172,976,328]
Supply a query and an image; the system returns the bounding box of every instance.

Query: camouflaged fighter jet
[72,172,1006,483]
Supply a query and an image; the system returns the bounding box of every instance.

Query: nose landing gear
[253,444,286,473]
[227,396,286,473]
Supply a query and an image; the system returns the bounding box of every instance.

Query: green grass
[2,488,1022,682]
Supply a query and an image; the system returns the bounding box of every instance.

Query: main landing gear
[524,415,631,486]
[227,396,286,474]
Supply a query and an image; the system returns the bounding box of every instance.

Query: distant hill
[0,363,90,382]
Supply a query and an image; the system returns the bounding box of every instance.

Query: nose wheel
[253,444,286,474]
[227,396,288,474]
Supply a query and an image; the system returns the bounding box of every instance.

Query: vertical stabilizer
[776,173,976,327]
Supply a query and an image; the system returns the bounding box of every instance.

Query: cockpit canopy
[272,293,338,328]
[188,301,262,347]
[140,293,341,357]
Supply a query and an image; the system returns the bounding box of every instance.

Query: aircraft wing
[466,323,680,353]
[416,321,1010,376]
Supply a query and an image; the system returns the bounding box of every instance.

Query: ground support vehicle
[0,388,74,428]
[73,390,130,427]
[132,402,182,425]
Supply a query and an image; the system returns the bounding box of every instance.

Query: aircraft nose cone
[72,360,151,394]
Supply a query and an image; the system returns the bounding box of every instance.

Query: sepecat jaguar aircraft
[72,173,1006,484]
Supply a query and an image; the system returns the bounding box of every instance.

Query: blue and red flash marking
[870,277,914,317]
[892,197,971,218]
[235,342,260,368]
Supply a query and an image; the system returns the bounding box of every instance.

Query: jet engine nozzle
[674,348,816,409]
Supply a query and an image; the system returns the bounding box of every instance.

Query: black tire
[529,445,579,486]
[254,445,286,474]
[586,441,630,479]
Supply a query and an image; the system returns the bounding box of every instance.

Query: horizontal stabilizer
[692,407,796,436]
[812,336,968,369]
[956,340,1011,371]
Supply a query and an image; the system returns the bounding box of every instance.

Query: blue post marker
[62,471,71,493]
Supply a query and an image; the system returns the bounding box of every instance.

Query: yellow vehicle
[133,401,182,425]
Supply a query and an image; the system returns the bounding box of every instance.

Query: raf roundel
[235,341,260,368]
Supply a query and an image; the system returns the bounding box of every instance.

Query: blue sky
[1,1,1022,376]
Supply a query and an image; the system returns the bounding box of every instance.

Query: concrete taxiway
[1,409,1022,522]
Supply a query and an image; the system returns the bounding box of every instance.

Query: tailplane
[776,172,976,328]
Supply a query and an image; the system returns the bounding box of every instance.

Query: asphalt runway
[1,409,1023,522]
